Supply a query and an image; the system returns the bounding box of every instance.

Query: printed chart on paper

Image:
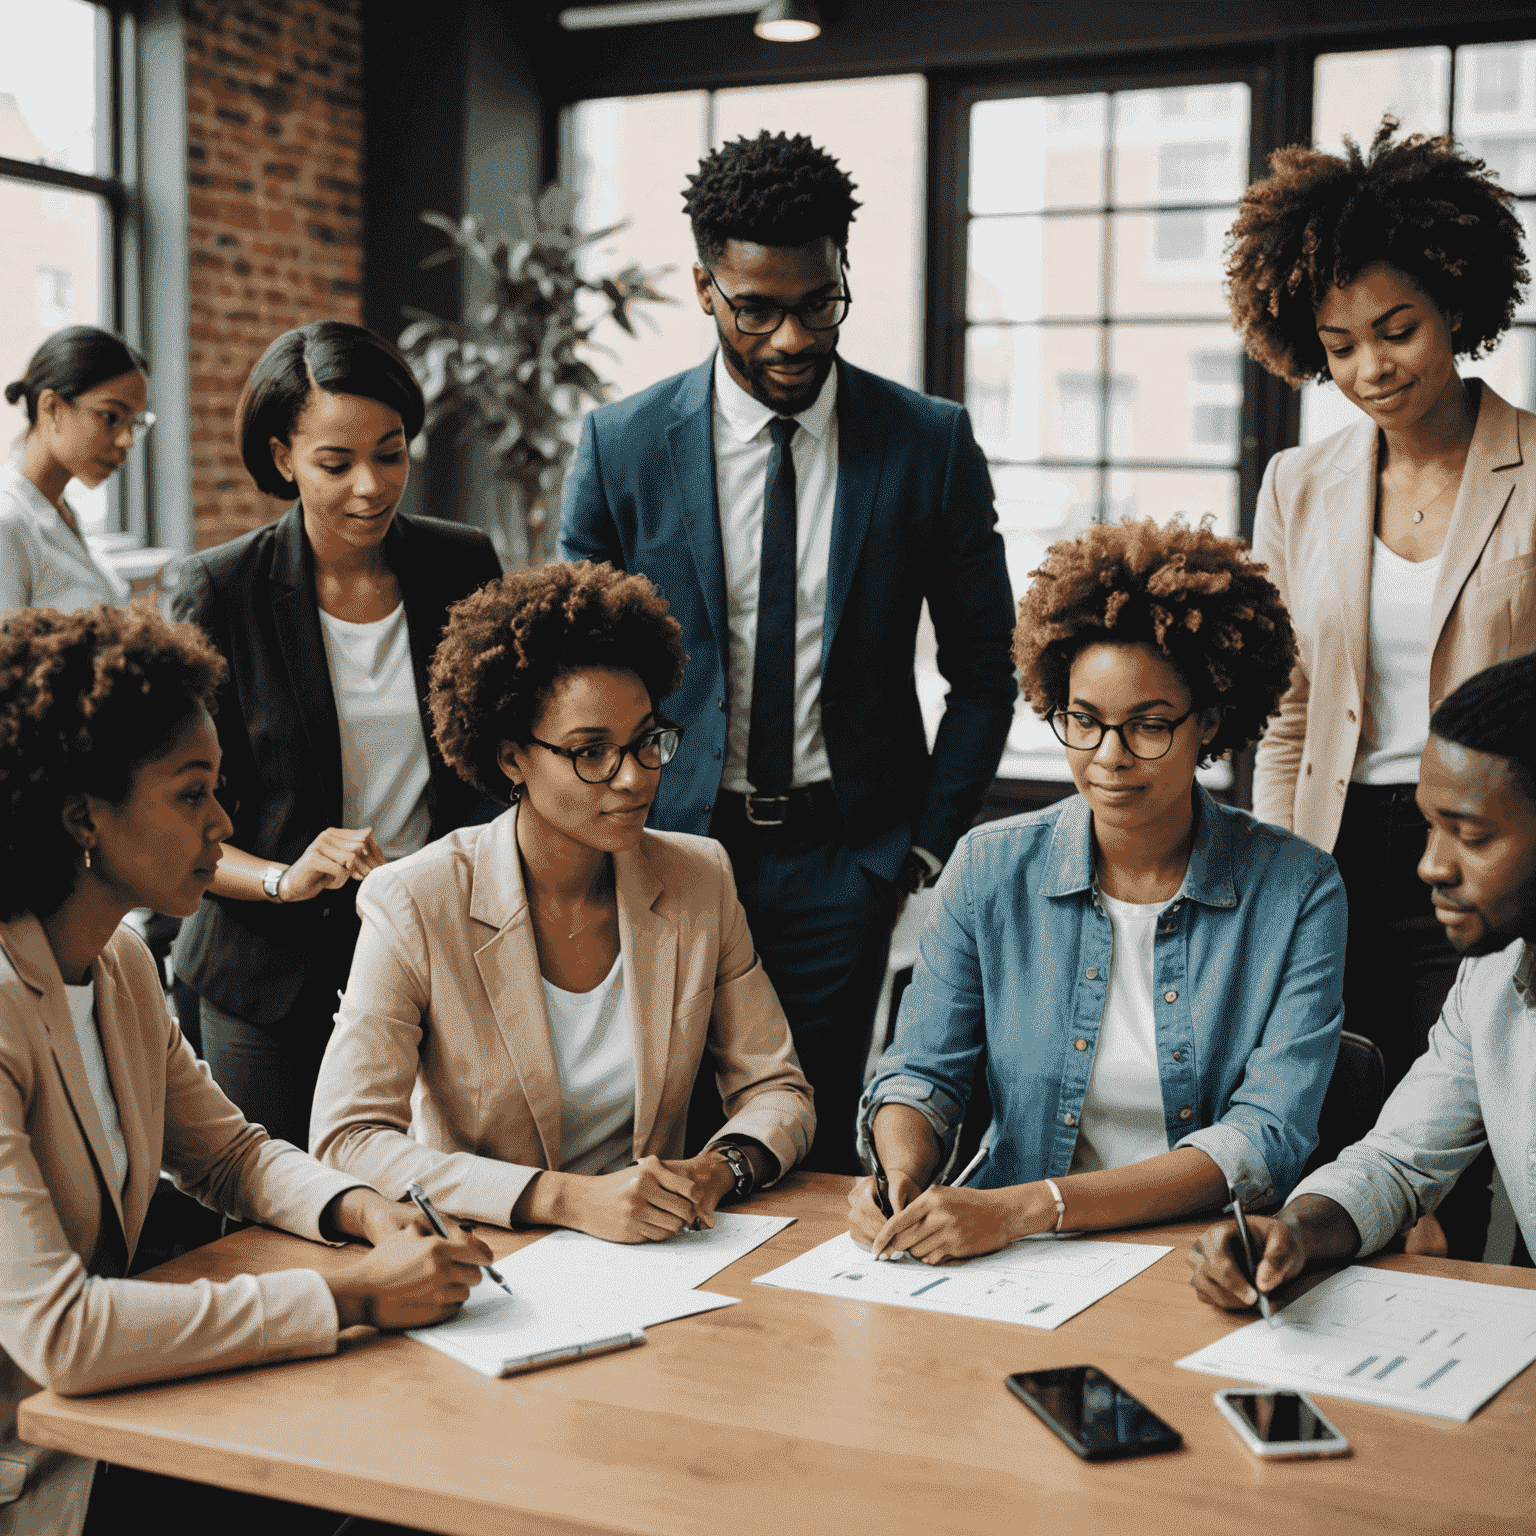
[1178,1265,1536,1421]
[752,1232,1171,1329]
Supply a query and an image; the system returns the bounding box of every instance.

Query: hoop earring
[508,783,523,804]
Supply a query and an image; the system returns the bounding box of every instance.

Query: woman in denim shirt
[853,519,1346,1263]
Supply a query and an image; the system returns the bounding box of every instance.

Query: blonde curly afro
[430,560,687,804]
[1014,518,1295,766]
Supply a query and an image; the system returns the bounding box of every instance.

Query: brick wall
[184,0,365,549]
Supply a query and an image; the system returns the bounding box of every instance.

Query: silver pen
[1226,1194,1276,1328]
[407,1181,513,1296]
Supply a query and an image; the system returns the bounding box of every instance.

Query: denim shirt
[861,785,1345,1207]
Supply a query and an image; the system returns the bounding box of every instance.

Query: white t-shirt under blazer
[541,953,637,1177]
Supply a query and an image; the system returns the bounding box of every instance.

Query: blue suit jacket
[560,356,1016,881]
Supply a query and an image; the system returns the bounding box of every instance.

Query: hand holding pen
[863,1145,995,1266]
[408,1182,514,1295]
[1224,1193,1277,1328]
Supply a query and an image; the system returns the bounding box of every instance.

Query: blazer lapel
[269,505,344,820]
[665,361,729,663]
[92,940,160,1252]
[1322,422,1377,704]
[1430,382,1523,651]
[613,837,676,1154]
[823,361,889,667]
[469,809,563,1170]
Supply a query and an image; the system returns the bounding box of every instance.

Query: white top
[0,460,127,618]
[1069,892,1173,1175]
[317,601,432,861]
[62,976,130,1197]
[1353,537,1444,785]
[542,953,635,1177]
[711,349,838,793]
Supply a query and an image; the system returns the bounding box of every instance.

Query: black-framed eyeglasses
[704,269,852,336]
[1048,709,1197,761]
[528,722,684,784]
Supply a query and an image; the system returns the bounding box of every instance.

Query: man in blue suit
[561,132,1015,1172]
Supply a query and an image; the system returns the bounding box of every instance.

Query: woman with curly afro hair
[0,605,490,1536]
[1229,118,1534,1257]
[311,561,814,1244]
[851,519,1347,1268]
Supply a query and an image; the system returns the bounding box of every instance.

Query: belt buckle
[743,794,789,827]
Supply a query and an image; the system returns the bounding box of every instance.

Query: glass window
[964,83,1248,780]
[0,0,103,174]
[1303,40,1536,442]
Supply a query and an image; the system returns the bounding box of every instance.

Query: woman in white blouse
[170,322,502,1150]
[1,327,147,617]
[1228,122,1535,1256]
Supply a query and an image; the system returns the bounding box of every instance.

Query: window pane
[1111,85,1249,206]
[967,325,1102,463]
[1472,328,1536,414]
[1456,43,1536,195]
[565,93,715,406]
[0,0,103,174]
[714,75,925,389]
[1106,467,1237,537]
[1314,48,1450,158]
[970,93,1107,214]
[968,215,1101,321]
[1110,210,1232,315]
[1298,378,1361,447]
[1,177,109,527]
[1110,326,1242,464]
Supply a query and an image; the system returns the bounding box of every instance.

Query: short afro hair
[1226,117,1530,386]
[429,561,688,804]
[683,131,860,267]
[1430,651,1536,806]
[237,320,426,497]
[1014,518,1296,767]
[0,605,226,920]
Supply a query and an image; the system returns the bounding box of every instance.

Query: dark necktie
[747,416,799,796]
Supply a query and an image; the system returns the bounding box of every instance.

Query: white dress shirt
[0,461,127,618]
[711,350,838,794]
[317,601,432,861]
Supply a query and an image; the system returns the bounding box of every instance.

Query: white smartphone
[1212,1388,1350,1459]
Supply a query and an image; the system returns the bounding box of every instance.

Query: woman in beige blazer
[312,562,815,1241]
[0,604,490,1536]
[1228,121,1534,1257]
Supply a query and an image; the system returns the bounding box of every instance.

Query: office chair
[1303,1030,1387,1177]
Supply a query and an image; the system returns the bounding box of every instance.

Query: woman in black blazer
[172,321,501,1147]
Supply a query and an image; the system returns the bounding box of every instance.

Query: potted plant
[398,184,672,566]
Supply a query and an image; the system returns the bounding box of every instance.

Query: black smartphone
[1006,1367,1183,1461]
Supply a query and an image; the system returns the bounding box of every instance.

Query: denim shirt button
[1178,1107,1193,1120]
[1163,989,1178,1003]
[1063,1112,1077,1127]
[1171,1050,1182,1061]
[1074,1038,1087,1051]
[1085,967,1099,980]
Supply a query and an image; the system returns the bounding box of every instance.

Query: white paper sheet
[407,1283,738,1377]
[1177,1265,1536,1421]
[494,1211,795,1293]
[752,1231,1172,1330]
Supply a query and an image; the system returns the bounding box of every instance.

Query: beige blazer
[1252,381,1536,851]
[310,809,816,1223]
[0,915,359,1536]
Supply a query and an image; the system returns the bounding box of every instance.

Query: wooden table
[19,1174,1536,1535]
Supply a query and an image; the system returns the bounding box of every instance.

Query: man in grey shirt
[1188,650,1536,1312]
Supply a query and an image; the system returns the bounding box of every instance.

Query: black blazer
[171,505,502,1031]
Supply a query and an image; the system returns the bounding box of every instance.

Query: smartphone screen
[1007,1367,1182,1461]
[1224,1391,1342,1444]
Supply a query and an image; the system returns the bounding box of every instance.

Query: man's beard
[1435,882,1536,957]
[719,329,836,415]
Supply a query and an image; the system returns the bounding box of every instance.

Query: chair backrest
[1303,1030,1387,1177]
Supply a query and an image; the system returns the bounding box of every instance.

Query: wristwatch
[710,1142,753,1202]
[261,864,289,903]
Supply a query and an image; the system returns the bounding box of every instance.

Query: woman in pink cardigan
[1230,120,1535,1256]
[0,604,490,1536]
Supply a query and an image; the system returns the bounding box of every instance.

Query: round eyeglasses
[704,269,852,336]
[528,723,683,784]
[81,402,156,438]
[1048,709,1196,762]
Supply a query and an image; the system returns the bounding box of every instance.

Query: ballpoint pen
[1226,1195,1276,1328]
[407,1181,514,1296]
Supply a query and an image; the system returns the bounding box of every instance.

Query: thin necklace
[1410,480,1452,524]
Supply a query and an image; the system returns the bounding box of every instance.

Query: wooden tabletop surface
[19,1172,1536,1536]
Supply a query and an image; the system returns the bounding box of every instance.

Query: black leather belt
[713,781,841,842]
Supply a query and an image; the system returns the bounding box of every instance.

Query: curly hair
[1014,519,1296,766]
[1225,117,1530,386]
[429,561,688,804]
[0,605,226,920]
[682,131,861,267]
[1430,651,1536,804]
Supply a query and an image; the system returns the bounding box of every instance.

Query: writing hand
[869,1184,1024,1265]
[328,1226,493,1330]
[1188,1214,1305,1311]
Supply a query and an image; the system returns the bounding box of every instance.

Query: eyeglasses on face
[80,402,156,437]
[704,269,852,336]
[527,722,684,784]
[1048,708,1197,762]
